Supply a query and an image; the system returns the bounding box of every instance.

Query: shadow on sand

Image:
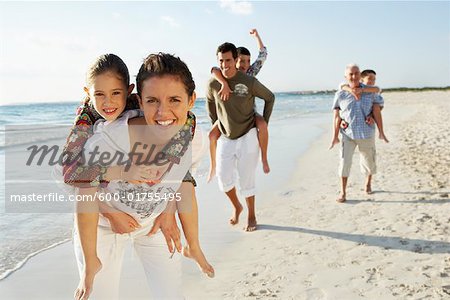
[341,190,450,204]
[373,190,449,196]
[257,224,450,254]
[345,198,450,204]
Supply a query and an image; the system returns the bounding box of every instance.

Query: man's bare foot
[379,133,389,143]
[262,159,270,174]
[365,184,373,195]
[182,245,215,278]
[244,217,257,232]
[229,204,243,225]
[336,193,346,203]
[207,166,216,183]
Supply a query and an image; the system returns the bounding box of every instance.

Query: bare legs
[338,174,373,203]
[255,115,270,174]
[208,116,270,182]
[177,182,215,278]
[74,188,102,300]
[207,124,221,183]
[372,104,389,143]
[337,177,348,203]
[225,188,243,225]
[365,174,373,194]
[225,188,256,231]
[245,196,257,232]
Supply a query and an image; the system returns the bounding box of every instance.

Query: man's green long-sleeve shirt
[206,71,275,140]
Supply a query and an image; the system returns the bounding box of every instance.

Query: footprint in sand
[399,239,409,245]
[416,214,432,223]
[299,288,327,300]
[365,267,383,283]
[280,190,295,197]
[443,285,450,296]
[244,291,257,297]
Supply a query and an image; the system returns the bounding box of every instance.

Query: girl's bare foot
[262,159,270,174]
[182,245,215,278]
[74,257,102,300]
[244,217,257,232]
[379,132,389,143]
[229,204,243,225]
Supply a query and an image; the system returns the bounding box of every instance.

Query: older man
[330,64,384,203]
[206,42,275,231]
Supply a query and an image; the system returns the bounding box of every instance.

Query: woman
[74,53,212,300]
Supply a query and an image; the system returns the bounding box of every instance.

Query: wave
[0,238,71,281]
[0,124,71,132]
[0,126,69,150]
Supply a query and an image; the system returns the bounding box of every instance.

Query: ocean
[0,92,334,280]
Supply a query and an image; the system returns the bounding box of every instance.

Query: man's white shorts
[216,128,259,197]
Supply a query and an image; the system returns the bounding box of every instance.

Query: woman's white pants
[73,218,182,300]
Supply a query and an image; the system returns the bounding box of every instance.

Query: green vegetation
[382,86,450,92]
[284,86,450,95]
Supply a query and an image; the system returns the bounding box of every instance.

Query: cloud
[219,0,253,15]
[17,32,93,53]
[161,16,181,28]
[112,12,121,19]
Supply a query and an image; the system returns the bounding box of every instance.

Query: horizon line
[1,86,449,107]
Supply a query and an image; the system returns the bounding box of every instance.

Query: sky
[0,1,449,105]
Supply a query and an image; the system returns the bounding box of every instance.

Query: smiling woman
[138,75,195,127]
[131,75,196,145]
[73,52,214,300]
[130,52,197,144]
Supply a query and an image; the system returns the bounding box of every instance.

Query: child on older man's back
[339,69,389,143]
[208,28,271,182]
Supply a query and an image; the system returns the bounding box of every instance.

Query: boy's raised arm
[248,29,268,77]
[250,28,265,50]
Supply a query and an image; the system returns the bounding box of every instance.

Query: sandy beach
[1,91,449,299]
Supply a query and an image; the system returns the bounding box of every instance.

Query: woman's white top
[84,110,206,225]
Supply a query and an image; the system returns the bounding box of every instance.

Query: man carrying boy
[208,29,271,181]
[206,42,275,231]
[339,69,389,143]
[212,28,267,100]
[330,64,384,203]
